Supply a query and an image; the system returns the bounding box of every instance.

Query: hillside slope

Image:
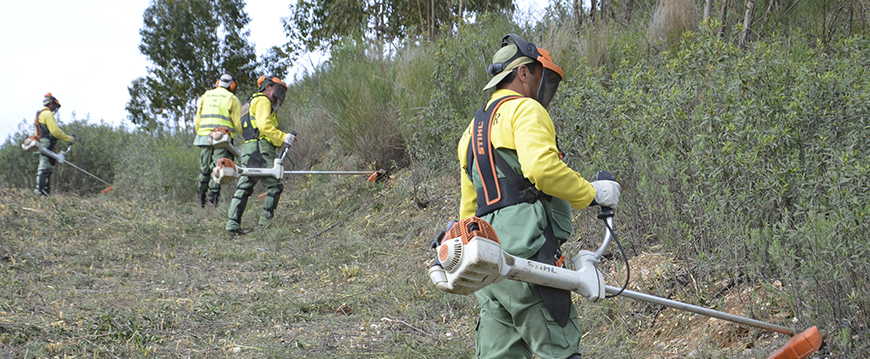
[0,166,830,358]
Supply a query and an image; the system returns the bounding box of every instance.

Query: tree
[280,0,513,62]
[127,0,259,130]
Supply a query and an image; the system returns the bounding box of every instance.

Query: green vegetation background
[1,6,868,358]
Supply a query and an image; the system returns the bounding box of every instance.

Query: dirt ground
[596,252,820,358]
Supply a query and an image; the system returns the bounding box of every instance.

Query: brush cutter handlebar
[22,135,71,163]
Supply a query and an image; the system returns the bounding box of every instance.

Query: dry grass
[649,0,699,44]
[0,162,827,358]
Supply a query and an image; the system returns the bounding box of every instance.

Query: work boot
[207,190,220,207]
[36,172,50,196]
[197,190,206,208]
[227,228,249,239]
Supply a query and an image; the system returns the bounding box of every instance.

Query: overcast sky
[0,0,549,143]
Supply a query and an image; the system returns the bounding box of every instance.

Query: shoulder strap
[241,93,268,141]
[469,95,521,206]
[467,96,549,217]
[34,109,49,137]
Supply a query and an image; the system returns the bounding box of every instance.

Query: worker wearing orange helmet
[457,34,621,359]
[225,75,296,237]
[33,93,76,196]
[194,73,243,207]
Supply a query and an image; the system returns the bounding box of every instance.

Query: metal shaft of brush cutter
[283,170,384,175]
[62,160,112,187]
[603,285,796,335]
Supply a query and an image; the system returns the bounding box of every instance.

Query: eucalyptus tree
[127,0,259,130]
[279,0,514,62]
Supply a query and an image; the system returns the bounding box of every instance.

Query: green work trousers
[474,278,582,359]
[35,138,56,195]
[226,140,283,231]
[198,145,234,195]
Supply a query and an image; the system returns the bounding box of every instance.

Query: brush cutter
[211,133,383,185]
[207,126,241,158]
[427,171,822,359]
[22,136,114,193]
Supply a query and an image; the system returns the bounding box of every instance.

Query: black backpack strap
[536,216,572,327]
[467,96,548,217]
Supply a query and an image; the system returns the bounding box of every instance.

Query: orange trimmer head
[767,326,823,359]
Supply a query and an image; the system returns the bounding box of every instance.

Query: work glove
[70,135,77,144]
[283,132,296,146]
[590,180,621,208]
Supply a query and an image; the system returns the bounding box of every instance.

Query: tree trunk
[739,0,754,48]
[704,0,713,21]
[625,0,634,23]
[718,0,728,37]
[574,0,585,28]
[589,0,597,23]
[430,0,435,42]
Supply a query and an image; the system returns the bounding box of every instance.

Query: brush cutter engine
[428,217,606,299]
[22,136,41,152]
[208,127,240,157]
[212,158,240,184]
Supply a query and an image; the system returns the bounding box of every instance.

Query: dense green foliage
[2,1,869,356]
[126,0,260,129]
[282,0,514,61]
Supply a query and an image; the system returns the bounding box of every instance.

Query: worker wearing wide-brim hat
[457,34,621,359]
[33,93,75,196]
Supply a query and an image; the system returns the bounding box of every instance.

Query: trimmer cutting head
[767,326,823,359]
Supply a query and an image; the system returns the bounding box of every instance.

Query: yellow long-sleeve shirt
[250,94,287,147]
[458,89,596,220]
[36,107,72,143]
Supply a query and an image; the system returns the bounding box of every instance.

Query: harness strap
[467,96,549,217]
[467,95,571,327]
[241,93,269,143]
[34,109,50,138]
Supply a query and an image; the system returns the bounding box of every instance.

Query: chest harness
[465,95,572,327]
[34,109,58,149]
[466,96,552,217]
[239,93,273,168]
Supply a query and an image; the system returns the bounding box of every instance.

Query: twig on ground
[381,316,434,337]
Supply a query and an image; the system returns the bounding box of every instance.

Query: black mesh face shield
[537,66,561,109]
[501,34,564,109]
[271,84,287,111]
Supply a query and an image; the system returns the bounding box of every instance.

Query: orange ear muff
[216,79,221,88]
[229,80,237,92]
[257,76,266,88]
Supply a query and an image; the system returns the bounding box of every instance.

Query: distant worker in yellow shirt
[193,73,242,207]
[226,75,296,237]
[33,93,75,196]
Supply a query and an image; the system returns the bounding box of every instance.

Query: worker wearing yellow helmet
[225,75,296,237]
[457,34,621,359]
[193,73,242,207]
[33,93,76,196]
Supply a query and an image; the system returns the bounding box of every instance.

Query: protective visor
[501,34,563,108]
[535,48,561,109]
[272,84,287,110]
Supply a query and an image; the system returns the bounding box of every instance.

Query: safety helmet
[43,92,61,108]
[216,72,238,92]
[484,34,564,108]
[257,75,288,111]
